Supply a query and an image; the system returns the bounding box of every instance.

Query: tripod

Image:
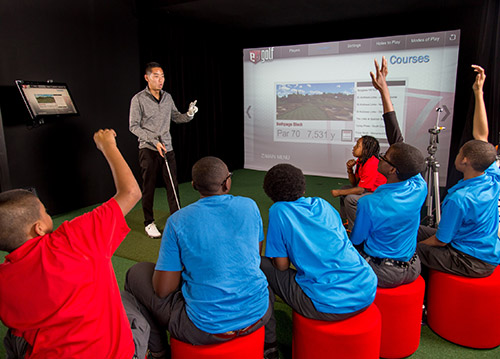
[424,108,445,227]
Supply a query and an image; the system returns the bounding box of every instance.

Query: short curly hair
[461,140,497,172]
[0,189,41,252]
[192,156,228,194]
[263,163,305,202]
[389,142,425,181]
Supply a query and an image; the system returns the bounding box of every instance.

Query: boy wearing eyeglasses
[348,58,428,288]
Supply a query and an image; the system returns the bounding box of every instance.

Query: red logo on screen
[249,50,261,64]
[249,48,275,64]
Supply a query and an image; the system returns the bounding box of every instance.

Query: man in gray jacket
[129,62,198,238]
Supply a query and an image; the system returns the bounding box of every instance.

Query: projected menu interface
[243,30,460,181]
[274,80,406,145]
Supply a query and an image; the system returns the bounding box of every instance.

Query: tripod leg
[425,163,435,226]
[433,168,441,225]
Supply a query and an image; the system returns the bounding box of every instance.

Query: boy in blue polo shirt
[350,142,427,287]
[350,57,427,288]
[417,140,500,277]
[125,157,272,359]
[469,65,500,240]
[261,163,377,358]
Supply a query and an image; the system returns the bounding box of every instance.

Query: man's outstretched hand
[188,100,198,116]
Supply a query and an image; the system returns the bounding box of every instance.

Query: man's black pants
[139,148,180,226]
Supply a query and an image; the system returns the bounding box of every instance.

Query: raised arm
[370,57,394,114]
[471,65,488,142]
[93,129,141,216]
[371,57,404,144]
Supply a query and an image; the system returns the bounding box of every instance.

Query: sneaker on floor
[147,348,170,359]
[145,222,162,238]
[421,304,428,326]
[264,342,279,359]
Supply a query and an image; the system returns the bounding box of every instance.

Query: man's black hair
[0,189,41,252]
[145,62,162,75]
[263,163,305,202]
[461,140,497,172]
[389,142,425,181]
[192,156,228,194]
[359,135,380,164]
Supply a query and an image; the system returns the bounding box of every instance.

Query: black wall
[135,13,247,184]
[0,0,141,214]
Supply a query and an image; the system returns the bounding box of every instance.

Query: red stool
[292,303,381,359]
[427,266,500,348]
[170,326,264,359]
[374,276,425,358]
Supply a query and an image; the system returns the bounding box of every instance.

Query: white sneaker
[145,222,161,238]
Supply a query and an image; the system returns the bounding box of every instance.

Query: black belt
[366,251,418,268]
[212,320,260,339]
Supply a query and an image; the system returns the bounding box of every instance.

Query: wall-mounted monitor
[243,30,460,184]
[15,80,79,124]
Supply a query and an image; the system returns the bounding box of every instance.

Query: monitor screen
[15,80,79,121]
[243,30,460,184]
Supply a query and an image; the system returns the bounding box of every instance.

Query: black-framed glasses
[379,153,399,174]
[221,172,233,186]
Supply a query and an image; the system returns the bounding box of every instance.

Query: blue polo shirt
[265,197,377,314]
[437,162,500,265]
[351,174,427,261]
[156,195,269,334]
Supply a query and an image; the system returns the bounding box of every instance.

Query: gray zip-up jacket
[129,87,193,152]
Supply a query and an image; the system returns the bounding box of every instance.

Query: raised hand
[94,129,117,153]
[370,57,389,93]
[472,65,486,93]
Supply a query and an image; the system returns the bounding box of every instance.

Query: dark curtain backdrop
[0,0,141,214]
[135,14,245,183]
[474,0,500,145]
[477,0,500,144]
[445,0,500,187]
[139,0,499,190]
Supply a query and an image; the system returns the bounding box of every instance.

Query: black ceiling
[140,0,478,29]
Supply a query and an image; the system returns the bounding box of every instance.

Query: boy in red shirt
[0,129,141,358]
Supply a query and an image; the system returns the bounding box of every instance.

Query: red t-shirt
[0,199,134,359]
[356,156,387,192]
